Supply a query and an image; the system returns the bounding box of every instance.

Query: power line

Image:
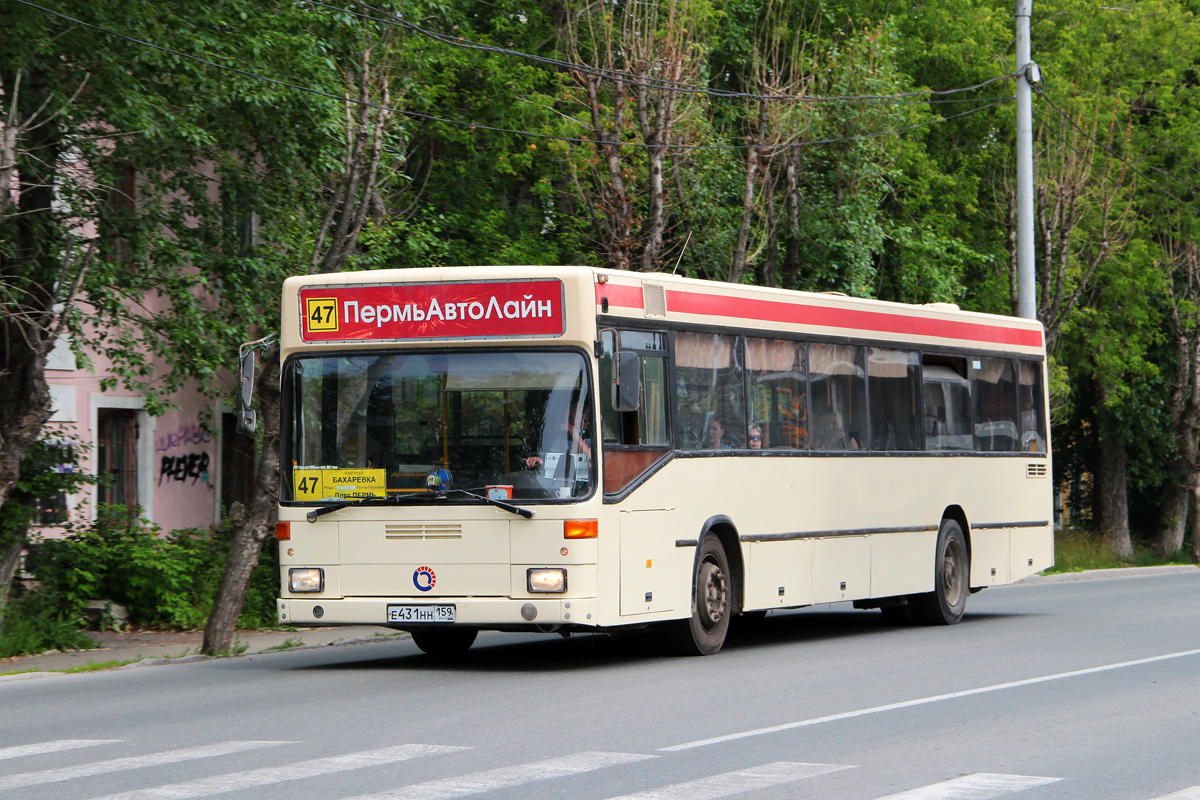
[15,0,1008,153]
[314,0,1016,105]
[1039,91,1199,213]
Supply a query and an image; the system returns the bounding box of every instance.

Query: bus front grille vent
[643,283,667,318]
[1026,463,1047,478]
[385,523,463,540]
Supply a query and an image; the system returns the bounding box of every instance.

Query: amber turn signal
[564,520,598,539]
[275,521,291,540]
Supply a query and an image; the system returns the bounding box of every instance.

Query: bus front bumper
[279,597,601,630]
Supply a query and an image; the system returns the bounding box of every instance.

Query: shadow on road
[291,604,1036,674]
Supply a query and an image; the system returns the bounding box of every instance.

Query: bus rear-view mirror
[614,351,641,412]
[235,349,257,434]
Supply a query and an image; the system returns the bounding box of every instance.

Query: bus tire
[410,627,478,656]
[668,535,732,656]
[912,518,969,625]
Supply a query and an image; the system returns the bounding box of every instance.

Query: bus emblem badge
[413,566,436,592]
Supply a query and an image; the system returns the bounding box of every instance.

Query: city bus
[272,266,1052,656]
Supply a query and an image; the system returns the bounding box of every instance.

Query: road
[2,571,1199,800]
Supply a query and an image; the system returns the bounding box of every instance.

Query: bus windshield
[284,350,594,503]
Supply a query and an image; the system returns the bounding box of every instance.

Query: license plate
[387,604,456,623]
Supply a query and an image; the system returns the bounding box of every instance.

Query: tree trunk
[728,146,760,284]
[0,537,25,631]
[1095,429,1134,559]
[1193,486,1200,564]
[762,173,778,289]
[0,77,59,512]
[781,156,801,290]
[1153,476,1189,559]
[201,357,281,655]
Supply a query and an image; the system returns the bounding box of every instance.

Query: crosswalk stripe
[0,740,122,761]
[343,751,656,800]
[1149,789,1200,800]
[82,744,468,800]
[0,740,292,791]
[872,773,1061,800]
[597,761,853,800]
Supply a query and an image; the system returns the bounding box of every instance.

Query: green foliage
[0,594,96,659]
[1047,528,1195,573]
[0,438,95,547]
[23,512,280,632]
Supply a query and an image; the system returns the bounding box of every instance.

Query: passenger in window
[748,423,763,450]
[702,417,734,450]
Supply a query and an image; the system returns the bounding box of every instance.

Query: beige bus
[273,266,1052,656]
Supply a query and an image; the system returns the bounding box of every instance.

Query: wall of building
[43,334,225,533]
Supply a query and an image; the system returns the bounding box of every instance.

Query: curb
[0,670,67,684]
[1016,564,1199,585]
[1,631,411,682]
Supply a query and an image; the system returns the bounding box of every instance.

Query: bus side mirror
[235,349,257,434]
[613,351,641,412]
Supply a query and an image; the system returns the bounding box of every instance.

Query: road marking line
[0,740,122,761]
[872,773,1061,800]
[1149,788,1200,799]
[596,761,853,800]
[0,740,292,791]
[342,751,656,800]
[660,646,1200,751]
[82,744,468,800]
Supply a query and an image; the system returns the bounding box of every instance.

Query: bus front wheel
[911,518,969,625]
[668,535,732,656]
[410,627,478,656]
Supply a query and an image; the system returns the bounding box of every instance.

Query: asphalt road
[3,571,1199,800]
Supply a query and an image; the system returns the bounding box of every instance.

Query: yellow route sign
[293,468,386,500]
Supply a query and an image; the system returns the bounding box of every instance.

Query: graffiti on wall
[156,419,213,486]
[155,423,211,453]
[160,452,210,485]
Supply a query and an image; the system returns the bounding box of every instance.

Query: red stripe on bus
[596,283,644,309]
[667,290,1043,347]
[595,281,1041,348]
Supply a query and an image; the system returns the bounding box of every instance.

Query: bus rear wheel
[911,518,969,625]
[668,535,732,656]
[410,627,478,656]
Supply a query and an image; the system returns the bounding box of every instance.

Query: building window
[221,412,256,514]
[97,409,138,516]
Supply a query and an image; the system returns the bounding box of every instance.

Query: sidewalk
[0,625,405,677]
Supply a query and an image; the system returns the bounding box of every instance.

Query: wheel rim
[697,557,727,631]
[942,537,965,608]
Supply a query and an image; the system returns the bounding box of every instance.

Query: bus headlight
[289,568,324,593]
[527,568,567,593]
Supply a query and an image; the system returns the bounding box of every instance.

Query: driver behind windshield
[525,402,592,473]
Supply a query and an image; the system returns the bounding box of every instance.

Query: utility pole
[1015,0,1038,320]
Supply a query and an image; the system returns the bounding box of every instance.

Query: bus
[271,266,1052,656]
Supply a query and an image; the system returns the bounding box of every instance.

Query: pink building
[42,333,253,532]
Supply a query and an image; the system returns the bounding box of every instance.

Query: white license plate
[387,604,456,623]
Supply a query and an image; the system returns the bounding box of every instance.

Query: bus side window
[674,333,747,451]
[1018,361,1047,453]
[867,348,921,451]
[810,344,866,451]
[922,355,972,451]
[972,358,1019,451]
[745,338,807,450]
[599,330,671,495]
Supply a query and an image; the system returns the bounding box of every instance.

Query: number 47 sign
[305,297,339,332]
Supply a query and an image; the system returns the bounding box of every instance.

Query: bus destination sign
[299,279,564,342]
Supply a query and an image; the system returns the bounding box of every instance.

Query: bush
[23,508,280,631]
[0,594,96,658]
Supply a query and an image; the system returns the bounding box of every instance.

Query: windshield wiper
[305,493,440,523]
[446,489,534,519]
[304,489,534,522]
